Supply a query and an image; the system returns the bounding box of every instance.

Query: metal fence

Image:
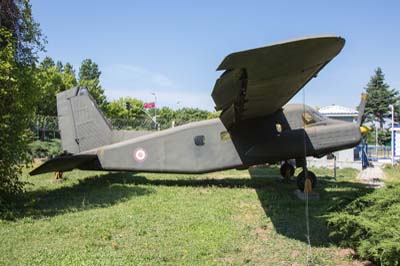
[355,144,392,161]
[365,145,392,161]
[30,115,159,140]
[30,115,60,140]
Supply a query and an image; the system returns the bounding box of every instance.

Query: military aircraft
[31,35,366,191]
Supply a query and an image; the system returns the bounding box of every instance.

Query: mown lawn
[0,166,371,265]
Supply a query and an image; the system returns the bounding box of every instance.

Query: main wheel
[280,162,295,179]
[296,170,317,191]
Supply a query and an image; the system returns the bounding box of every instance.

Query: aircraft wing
[212,35,345,128]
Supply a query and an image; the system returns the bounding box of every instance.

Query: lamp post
[375,120,378,161]
[389,104,394,165]
[151,92,159,131]
[171,101,183,128]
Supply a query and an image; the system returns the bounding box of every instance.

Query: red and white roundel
[134,148,147,162]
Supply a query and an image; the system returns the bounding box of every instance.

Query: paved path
[357,166,386,188]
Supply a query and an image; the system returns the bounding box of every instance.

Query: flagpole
[390,104,394,165]
[151,92,158,131]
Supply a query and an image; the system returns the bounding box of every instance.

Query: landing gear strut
[280,161,295,180]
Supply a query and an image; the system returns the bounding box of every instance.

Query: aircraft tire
[296,170,317,191]
[280,162,295,178]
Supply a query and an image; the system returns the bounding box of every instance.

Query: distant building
[319,104,358,123]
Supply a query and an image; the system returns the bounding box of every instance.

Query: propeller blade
[357,93,367,126]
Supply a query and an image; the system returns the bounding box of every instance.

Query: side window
[194,135,205,146]
[220,131,231,142]
[275,123,283,133]
[302,112,316,125]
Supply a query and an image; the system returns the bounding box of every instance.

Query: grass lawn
[0,166,372,266]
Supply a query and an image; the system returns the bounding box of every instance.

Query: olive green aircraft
[31,35,366,191]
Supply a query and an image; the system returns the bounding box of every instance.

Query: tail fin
[57,86,112,154]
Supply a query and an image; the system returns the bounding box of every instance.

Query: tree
[105,97,149,129]
[0,0,45,64]
[158,107,176,130]
[35,57,77,116]
[174,108,210,126]
[63,63,77,88]
[78,59,107,109]
[106,97,144,120]
[364,68,398,129]
[0,29,39,199]
[207,111,221,119]
[0,0,45,201]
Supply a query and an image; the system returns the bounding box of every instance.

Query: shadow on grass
[5,172,153,220]
[99,167,373,247]
[248,167,374,247]
[5,167,373,248]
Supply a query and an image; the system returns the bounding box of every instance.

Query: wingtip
[217,34,346,71]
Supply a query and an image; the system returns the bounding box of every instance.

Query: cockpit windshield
[302,110,326,125]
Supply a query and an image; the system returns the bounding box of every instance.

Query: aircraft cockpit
[302,109,327,125]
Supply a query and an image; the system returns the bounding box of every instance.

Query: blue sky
[31,0,400,110]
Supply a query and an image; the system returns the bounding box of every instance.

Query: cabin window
[302,110,326,126]
[220,131,231,142]
[194,135,205,146]
[302,112,316,125]
[275,123,283,133]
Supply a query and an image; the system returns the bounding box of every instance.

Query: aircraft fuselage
[84,104,361,174]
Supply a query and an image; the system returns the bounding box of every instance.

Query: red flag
[143,102,155,109]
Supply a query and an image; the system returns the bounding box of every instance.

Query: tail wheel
[296,170,317,191]
[280,162,295,179]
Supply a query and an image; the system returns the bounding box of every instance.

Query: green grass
[0,166,371,266]
[382,164,400,185]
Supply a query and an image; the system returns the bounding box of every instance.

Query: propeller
[357,93,372,134]
[357,93,371,169]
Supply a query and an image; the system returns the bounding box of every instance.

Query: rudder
[57,86,112,154]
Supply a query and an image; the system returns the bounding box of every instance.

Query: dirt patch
[251,227,269,241]
[338,248,356,259]
[357,166,386,187]
[335,248,375,266]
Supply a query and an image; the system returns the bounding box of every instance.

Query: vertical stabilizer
[57,86,112,153]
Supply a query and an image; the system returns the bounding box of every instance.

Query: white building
[318,104,358,123]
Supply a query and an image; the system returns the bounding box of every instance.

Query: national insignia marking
[134,148,147,162]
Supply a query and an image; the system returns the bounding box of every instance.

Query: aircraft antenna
[302,88,314,266]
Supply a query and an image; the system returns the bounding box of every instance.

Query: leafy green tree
[366,128,391,146]
[63,63,77,88]
[105,97,151,129]
[106,97,144,120]
[207,111,221,119]
[0,29,39,199]
[35,57,77,116]
[78,59,107,109]
[174,108,210,126]
[0,0,46,64]
[364,68,398,129]
[0,0,45,201]
[158,107,176,129]
[40,57,55,69]
[36,57,63,116]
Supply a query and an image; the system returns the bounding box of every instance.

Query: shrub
[327,184,400,265]
[29,139,61,159]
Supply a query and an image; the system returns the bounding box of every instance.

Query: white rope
[302,88,314,266]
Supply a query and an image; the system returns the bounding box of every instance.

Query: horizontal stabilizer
[29,154,100,176]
